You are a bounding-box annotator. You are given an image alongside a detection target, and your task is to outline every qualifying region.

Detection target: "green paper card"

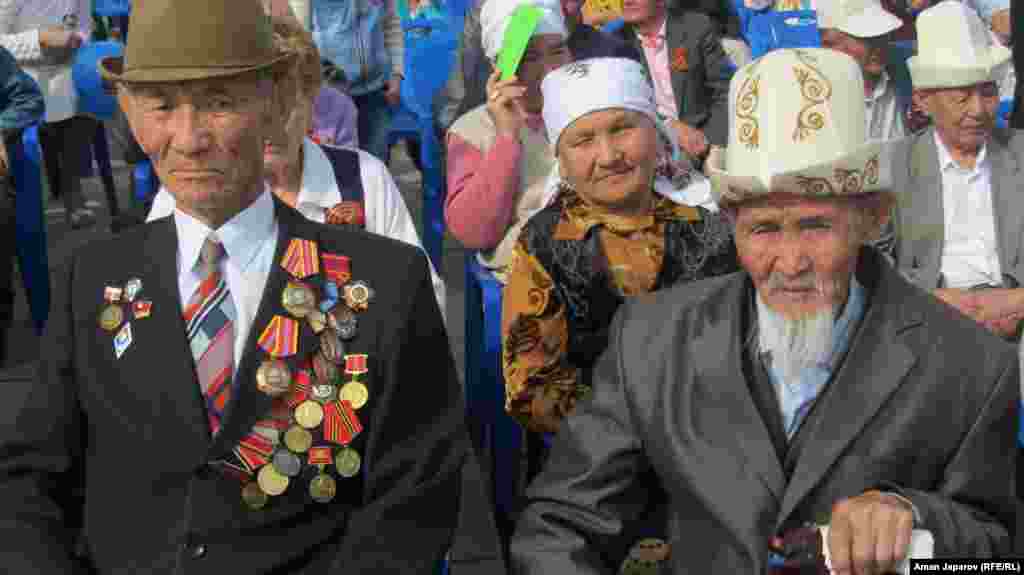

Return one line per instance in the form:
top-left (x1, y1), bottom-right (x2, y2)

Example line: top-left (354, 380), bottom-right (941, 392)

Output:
top-left (497, 5), bottom-right (543, 80)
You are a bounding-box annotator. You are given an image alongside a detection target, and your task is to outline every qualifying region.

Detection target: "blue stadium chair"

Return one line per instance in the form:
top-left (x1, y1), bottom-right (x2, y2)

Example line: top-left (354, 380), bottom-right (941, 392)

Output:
top-left (93, 0), bottom-right (130, 17)
top-left (734, 4), bottom-right (820, 59)
top-left (9, 125), bottom-right (49, 333)
top-left (133, 159), bottom-right (158, 210)
top-left (997, 100), bottom-right (1013, 130)
top-left (386, 17), bottom-right (457, 272)
top-left (464, 253), bottom-right (523, 532)
top-left (601, 18), bottom-right (625, 34)
top-left (74, 41), bottom-right (125, 226)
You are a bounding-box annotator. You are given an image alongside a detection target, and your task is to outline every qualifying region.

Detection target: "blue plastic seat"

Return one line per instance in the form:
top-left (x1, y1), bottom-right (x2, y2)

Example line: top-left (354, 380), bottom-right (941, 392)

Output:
top-left (9, 125), bottom-right (48, 333)
top-left (74, 41), bottom-right (125, 226)
top-left (601, 18), bottom-right (625, 34)
top-left (93, 0), bottom-right (130, 17)
top-left (463, 254), bottom-right (525, 536)
top-left (734, 4), bottom-right (820, 59)
top-left (386, 17), bottom-right (457, 272)
top-left (133, 159), bottom-right (158, 209)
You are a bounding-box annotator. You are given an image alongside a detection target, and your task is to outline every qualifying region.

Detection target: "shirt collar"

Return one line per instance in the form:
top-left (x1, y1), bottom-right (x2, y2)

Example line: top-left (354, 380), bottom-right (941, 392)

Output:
top-left (174, 185), bottom-right (276, 274)
top-left (934, 130), bottom-right (989, 174)
top-left (826, 275), bottom-right (866, 369)
top-left (296, 137), bottom-right (343, 211)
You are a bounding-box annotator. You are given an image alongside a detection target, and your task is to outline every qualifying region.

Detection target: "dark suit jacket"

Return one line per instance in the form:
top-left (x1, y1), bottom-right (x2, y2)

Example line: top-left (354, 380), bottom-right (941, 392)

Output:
top-left (615, 10), bottom-right (731, 145)
top-left (0, 198), bottom-right (494, 574)
top-left (1013, 0), bottom-right (1024, 129)
top-left (511, 248), bottom-right (1018, 573)
top-left (890, 127), bottom-right (1024, 289)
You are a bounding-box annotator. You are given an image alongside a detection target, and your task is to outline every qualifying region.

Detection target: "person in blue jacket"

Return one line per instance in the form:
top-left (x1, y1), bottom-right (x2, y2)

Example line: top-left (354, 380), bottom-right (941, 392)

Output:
top-left (0, 45), bottom-right (44, 367)
top-left (311, 0), bottom-right (405, 162)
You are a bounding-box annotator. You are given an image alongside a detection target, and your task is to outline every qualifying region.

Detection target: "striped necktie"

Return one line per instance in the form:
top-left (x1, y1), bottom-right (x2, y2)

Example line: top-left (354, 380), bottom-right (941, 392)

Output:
top-left (184, 235), bottom-right (237, 436)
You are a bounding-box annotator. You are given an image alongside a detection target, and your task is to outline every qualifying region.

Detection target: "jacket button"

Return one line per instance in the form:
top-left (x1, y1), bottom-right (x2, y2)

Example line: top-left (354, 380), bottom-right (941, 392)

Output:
top-left (191, 544), bottom-right (207, 559)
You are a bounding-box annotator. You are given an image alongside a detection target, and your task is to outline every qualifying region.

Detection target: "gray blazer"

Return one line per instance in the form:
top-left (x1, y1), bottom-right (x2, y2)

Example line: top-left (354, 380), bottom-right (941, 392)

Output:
top-left (511, 248), bottom-right (1018, 573)
top-left (891, 127), bottom-right (1024, 289)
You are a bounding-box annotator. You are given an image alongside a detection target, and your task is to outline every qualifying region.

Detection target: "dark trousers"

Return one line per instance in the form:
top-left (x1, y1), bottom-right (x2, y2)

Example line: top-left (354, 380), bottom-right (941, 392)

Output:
top-left (0, 134), bottom-right (17, 367)
top-left (38, 116), bottom-right (99, 223)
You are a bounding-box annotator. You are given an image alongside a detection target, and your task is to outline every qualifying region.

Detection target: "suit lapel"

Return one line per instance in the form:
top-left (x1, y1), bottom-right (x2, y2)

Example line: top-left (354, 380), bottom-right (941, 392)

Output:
top-left (906, 130), bottom-right (945, 286)
top-left (208, 199), bottom-right (322, 461)
top-left (137, 216), bottom-right (212, 462)
top-left (775, 254), bottom-right (921, 529)
top-left (687, 278), bottom-right (786, 503)
top-left (989, 132), bottom-right (1023, 279)
top-left (666, 14), bottom-right (688, 118)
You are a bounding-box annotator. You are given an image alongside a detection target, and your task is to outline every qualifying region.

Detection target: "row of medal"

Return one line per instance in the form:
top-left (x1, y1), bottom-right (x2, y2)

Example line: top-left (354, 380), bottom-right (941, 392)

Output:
top-left (234, 239), bottom-right (375, 509)
top-left (98, 278), bottom-right (152, 359)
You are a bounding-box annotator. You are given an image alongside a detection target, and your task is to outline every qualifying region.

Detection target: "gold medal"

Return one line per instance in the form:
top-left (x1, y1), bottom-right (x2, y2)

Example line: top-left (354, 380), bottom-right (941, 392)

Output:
top-left (282, 281), bottom-right (317, 318)
top-left (335, 446), bottom-right (361, 478)
top-left (309, 473), bottom-right (337, 503)
top-left (339, 381), bottom-right (369, 410)
top-left (294, 400), bottom-right (325, 429)
top-left (99, 305), bottom-right (124, 331)
top-left (283, 425), bottom-right (313, 453)
top-left (308, 310), bottom-right (327, 334)
top-left (257, 464), bottom-right (290, 496)
top-left (242, 481), bottom-right (269, 510)
top-left (256, 359), bottom-right (292, 398)
top-left (343, 281), bottom-right (374, 312)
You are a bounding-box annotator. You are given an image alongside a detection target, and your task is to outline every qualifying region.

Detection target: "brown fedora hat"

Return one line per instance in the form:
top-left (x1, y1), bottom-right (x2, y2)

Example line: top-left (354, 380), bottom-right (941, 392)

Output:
top-left (99, 0), bottom-right (290, 84)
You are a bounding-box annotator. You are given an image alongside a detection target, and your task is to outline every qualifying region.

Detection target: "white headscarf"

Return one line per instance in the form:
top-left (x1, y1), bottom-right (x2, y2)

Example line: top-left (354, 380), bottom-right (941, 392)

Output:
top-left (480, 0), bottom-right (568, 61)
top-left (539, 58), bottom-right (718, 211)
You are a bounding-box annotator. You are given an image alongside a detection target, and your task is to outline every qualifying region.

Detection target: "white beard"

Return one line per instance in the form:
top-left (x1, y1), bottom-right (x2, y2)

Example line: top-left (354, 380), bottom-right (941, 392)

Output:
top-left (755, 295), bottom-right (837, 386)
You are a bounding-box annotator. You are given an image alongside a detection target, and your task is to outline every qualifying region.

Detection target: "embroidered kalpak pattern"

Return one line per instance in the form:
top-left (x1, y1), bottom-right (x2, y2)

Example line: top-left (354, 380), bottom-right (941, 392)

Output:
top-left (791, 50), bottom-right (832, 142)
top-left (793, 154), bottom-right (880, 197)
top-left (735, 73), bottom-right (761, 149)
top-left (564, 61), bottom-right (590, 79)
top-left (280, 238), bottom-right (320, 279)
top-left (257, 315), bottom-right (299, 358)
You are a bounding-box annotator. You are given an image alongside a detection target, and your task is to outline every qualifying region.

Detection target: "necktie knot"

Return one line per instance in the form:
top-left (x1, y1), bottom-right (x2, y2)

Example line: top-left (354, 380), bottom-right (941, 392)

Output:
top-left (200, 236), bottom-right (226, 267)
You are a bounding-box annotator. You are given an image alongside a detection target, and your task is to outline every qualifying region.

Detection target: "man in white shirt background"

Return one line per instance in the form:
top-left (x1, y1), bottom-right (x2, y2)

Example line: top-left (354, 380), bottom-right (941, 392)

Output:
top-left (817, 0), bottom-right (910, 141)
top-left (890, 1), bottom-right (1024, 342)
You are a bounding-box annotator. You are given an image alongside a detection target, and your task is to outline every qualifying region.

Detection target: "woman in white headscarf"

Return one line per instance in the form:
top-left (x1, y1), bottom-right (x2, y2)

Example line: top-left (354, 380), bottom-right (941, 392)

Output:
top-left (444, 0), bottom-right (572, 282)
top-left (501, 56), bottom-right (738, 574)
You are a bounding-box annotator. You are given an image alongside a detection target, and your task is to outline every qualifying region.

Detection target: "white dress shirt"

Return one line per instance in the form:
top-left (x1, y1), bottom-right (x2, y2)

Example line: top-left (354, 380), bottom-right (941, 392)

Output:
top-left (0, 0), bottom-right (91, 122)
top-left (150, 138), bottom-right (447, 322)
top-left (936, 132), bottom-right (1002, 289)
top-left (173, 187), bottom-right (279, 372)
top-left (865, 71), bottom-right (906, 142)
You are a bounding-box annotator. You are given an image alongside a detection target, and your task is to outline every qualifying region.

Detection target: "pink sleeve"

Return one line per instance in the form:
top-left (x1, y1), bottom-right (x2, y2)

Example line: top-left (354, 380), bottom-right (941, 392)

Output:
top-left (445, 131), bottom-right (523, 250)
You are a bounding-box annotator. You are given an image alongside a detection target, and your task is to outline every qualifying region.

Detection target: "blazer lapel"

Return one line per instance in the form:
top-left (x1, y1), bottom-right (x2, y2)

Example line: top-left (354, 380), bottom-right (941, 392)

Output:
top-left (666, 15), bottom-right (688, 118)
top-left (137, 216), bottom-right (212, 463)
top-left (989, 132), bottom-right (1023, 279)
top-left (687, 278), bottom-right (786, 504)
top-left (775, 255), bottom-right (921, 529)
top-left (208, 200), bottom-right (322, 461)
top-left (904, 130), bottom-right (945, 286)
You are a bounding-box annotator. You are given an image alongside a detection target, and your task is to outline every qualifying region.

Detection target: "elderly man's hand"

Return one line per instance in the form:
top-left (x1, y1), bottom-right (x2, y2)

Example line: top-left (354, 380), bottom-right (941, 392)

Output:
top-left (933, 288), bottom-right (983, 321)
top-left (671, 120), bottom-right (709, 159)
top-left (827, 490), bottom-right (915, 575)
top-left (39, 26), bottom-right (83, 52)
top-left (384, 75), bottom-right (402, 106)
top-left (971, 288), bottom-right (1024, 339)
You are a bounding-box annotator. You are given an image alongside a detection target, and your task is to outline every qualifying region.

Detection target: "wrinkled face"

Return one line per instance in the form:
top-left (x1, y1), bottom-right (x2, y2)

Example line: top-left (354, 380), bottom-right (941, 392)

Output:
top-left (820, 28), bottom-right (888, 79)
top-left (119, 73), bottom-right (284, 225)
top-left (518, 34), bottom-right (571, 113)
top-left (557, 108), bottom-right (659, 213)
top-left (263, 67), bottom-right (313, 175)
top-left (622, 0), bottom-right (660, 26)
top-left (920, 82), bottom-right (998, 155)
top-left (732, 194), bottom-right (883, 319)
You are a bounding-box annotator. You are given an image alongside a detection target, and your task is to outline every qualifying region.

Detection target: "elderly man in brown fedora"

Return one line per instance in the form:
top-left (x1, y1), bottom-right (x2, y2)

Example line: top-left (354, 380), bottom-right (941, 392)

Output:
top-left (0, 0), bottom-right (492, 573)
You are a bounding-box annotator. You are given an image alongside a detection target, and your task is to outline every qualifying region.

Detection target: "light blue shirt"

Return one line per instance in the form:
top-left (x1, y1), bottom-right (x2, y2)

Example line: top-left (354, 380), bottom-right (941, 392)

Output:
top-left (762, 276), bottom-right (867, 438)
top-left (965, 0), bottom-right (1009, 23)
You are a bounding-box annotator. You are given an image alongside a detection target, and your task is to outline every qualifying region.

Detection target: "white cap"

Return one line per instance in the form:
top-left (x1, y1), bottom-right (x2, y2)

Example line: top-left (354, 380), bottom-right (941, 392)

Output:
top-left (480, 0), bottom-right (567, 61)
top-left (908, 0), bottom-right (1012, 89)
top-left (816, 0), bottom-right (902, 38)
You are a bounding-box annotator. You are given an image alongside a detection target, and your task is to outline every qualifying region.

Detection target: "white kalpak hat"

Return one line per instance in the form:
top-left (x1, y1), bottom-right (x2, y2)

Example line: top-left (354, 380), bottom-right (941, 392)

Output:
top-left (480, 0), bottom-right (567, 61)
top-left (908, 0), bottom-right (1011, 89)
top-left (816, 0), bottom-right (902, 39)
top-left (706, 48), bottom-right (892, 208)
